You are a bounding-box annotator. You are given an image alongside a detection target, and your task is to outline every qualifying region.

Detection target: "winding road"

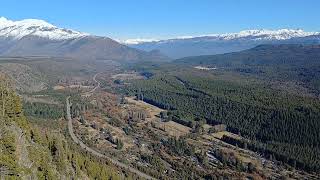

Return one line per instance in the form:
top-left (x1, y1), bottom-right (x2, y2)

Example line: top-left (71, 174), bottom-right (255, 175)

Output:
top-left (82, 73), bottom-right (101, 97)
top-left (66, 73), bottom-right (156, 180)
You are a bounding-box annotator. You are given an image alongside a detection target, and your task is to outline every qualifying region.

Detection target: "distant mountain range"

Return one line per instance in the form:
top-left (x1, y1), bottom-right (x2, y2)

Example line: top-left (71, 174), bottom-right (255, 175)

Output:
top-left (0, 17), bottom-right (167, 61)
top-left (2, 17), bottom-right (320, 61)
top-left (124, 29), bottom-right (320, 58)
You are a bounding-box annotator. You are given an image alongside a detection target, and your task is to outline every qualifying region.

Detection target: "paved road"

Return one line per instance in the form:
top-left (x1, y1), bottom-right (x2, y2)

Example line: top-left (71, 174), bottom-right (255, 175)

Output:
top-left (66, 74), bottom-right (156, 180)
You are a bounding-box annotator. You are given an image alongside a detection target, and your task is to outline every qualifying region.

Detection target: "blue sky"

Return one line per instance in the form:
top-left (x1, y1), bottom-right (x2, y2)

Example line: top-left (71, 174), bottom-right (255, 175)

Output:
top-left (1, 0), bottom-right (319, 40)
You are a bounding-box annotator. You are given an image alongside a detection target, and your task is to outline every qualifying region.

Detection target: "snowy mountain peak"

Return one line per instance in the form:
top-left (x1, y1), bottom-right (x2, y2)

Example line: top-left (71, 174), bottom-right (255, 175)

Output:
top-left (0, 17), bottom-right (88, 40)
top-left (123, 29), bottom-right (320, 44)
top-left (222, 29), bottom-right (318, 40)
top-left (0, 17), bottom-right (55, 28)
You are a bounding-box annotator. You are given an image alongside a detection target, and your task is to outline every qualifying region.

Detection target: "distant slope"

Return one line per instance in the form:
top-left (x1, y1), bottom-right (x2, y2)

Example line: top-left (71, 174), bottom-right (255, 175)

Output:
top-left (176, 44), bottom-right (320, 93)
top-left (0, 62), bottom-right (47, 92)
top-left (0, 56), bottom-right (118, 93)
top-left (176, 44), bottom-right (320, 66)
top-left (126, 29), bottom-right (320, 58)
top-left (0, 36), bottom-right (168, 62)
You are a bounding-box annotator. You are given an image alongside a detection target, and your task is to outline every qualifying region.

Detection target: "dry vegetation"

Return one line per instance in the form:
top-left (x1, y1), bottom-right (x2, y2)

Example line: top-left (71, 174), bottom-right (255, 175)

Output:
top-left (75, 87), bottom-right (312, 178)
top-left (0, 62), bottom-right (47, 92)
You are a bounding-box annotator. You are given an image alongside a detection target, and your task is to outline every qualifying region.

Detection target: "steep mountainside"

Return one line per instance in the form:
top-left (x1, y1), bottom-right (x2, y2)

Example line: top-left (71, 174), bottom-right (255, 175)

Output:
top-left (126, 29), bottom-right (320, 58)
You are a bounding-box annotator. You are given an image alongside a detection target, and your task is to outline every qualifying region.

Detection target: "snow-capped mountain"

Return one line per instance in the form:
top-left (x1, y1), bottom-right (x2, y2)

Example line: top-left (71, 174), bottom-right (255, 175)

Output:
top-left (0, 17), bottom-right (88, 40)
top-left (125, 29), bottom-right (320, 58)
top-left (124, 29), bottom-right (320, 44)
top-left (0, 17), bottom-right (167, 61)
top-left (1, 17), bottom-right (319, 60)
top-left (216, 29), bottom-right (319, 40)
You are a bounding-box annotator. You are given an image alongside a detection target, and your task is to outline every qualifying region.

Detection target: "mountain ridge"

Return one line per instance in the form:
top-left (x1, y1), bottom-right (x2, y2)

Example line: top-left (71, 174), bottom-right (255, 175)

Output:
top-left (123, 29), bottom-right (320, 44)
top-left (0, 17), bottom-right (168, 62)
top-left (125, 29), bottom-right (320, 58)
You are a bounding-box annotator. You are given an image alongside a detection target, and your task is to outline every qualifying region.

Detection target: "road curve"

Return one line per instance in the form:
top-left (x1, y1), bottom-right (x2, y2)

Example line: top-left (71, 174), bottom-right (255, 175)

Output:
top-left (89, 73), bottom-right (101, 93)
top-left (66, 74), bottom-right (156, 180)
top-left (82, 73), bottom-right (101, 97)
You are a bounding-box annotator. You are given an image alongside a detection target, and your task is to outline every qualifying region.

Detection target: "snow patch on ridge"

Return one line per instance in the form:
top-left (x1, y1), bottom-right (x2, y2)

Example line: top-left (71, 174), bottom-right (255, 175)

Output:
top-left (0, 17), bottom-right (88, 40)
top-left (121, 38), bottom-right (160, 45)
top-left (123, 29), bottom-right (320, 44)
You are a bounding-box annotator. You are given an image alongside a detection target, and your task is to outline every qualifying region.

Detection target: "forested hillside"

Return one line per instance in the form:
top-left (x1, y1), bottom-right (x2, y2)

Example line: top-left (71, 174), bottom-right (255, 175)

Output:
top-left (125, 64), bottom-right (320, 172)
top-left (177, 44), bottom-right (320, 66)
top-left (176, 44), bottom-right (320, 93)
top-left (0, 75), bottom-right (122, 179)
